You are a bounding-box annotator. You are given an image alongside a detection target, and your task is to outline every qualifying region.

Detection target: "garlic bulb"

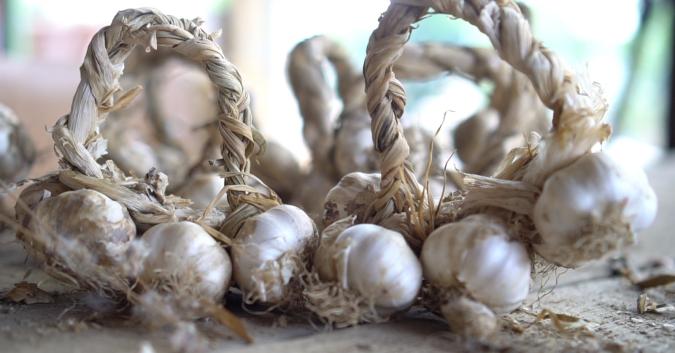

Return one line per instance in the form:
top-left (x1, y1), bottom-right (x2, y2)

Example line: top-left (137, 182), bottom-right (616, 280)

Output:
top-left (25, 189), bottom-right (136, 290)
top-left (314, 223), bottom-right (422, 314)
top-left (532, 152), bottom-right (657, 268)
top-left (175, 173), bottom-right (228, 209)
top-left (334, 112), bottom-right (379, 176)
top-left (453, 109), bottom-right (498, 167)
top-left (421, 215), bottom-right (531, 314)
top-left (231, 204), bottom-right (316, 304)
top-left (251, 141), bottom-right (302, 201)
top-left (134, 221), bottom-right (231, 302)
top-left (0, 104), bottom-right (35, 183)
top-left (322, 172), bottom-right (380, 227)
top-left (441, 296), bottom-right (497, 339)
top-left (107, 130), bottom-right (160, 178)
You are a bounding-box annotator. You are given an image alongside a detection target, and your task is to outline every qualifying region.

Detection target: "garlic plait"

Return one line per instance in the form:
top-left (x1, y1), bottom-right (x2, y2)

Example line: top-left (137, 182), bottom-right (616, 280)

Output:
top-left (421, 214), bottom-right (531, 337)
top-left (532, 152), bottom-right (657, 268)
top-left (230, 204), bottom-right (317, 305)
top-left (132, 221), bottom-right (231, 303)
top-left (23, 189), bottom-right (136, 291)
top-left (311, 222), bottom-right (422, 326)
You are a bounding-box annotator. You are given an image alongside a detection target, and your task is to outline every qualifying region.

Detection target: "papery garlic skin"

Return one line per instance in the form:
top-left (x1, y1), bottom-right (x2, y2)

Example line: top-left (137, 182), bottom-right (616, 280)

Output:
top-left (322, 172), bottom-right (380, 227)
top-left (176, 173), bottom-right (228, 209)
top-left (231, 204), bottom-right (316, 304)
top-left (25, 189), bottom-right (136, 289)
top-left (533, 152), bottom-right (657, 268)
top-left (135, 222), bottom-right (231, 302)
top-left (315, 224), bottom-right (422, 312)
top-left (421, 215), bottom-right (531, 313)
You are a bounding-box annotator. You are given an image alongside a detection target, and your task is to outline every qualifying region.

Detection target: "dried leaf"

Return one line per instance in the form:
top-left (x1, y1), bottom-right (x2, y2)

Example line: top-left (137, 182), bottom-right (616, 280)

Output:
top-left (207, 303), bottom-right (253, 343)
top-left (635, 274), bottom-right (675, 289)
top-left (2, 282), bottom-right (54, 304)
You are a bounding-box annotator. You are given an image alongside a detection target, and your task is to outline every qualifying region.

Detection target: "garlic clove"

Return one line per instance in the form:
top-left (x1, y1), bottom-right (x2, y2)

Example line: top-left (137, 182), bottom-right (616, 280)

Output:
top-left (441, 296), bottom-right (497, 339)
top-left (25, 189), bottom-right (136, 290)
top-left (134, 221), bottom-right (231, 302)
top-left (533, 152), bottom-right (658, 268)
top-left (322, 172), bottom-right (381, 227)
top-left (231, 204), bottom-right (316, 304)
top-left (315, 223), bottom-right (422, 312)
top-left (421, 215), bottom-right (531, 314)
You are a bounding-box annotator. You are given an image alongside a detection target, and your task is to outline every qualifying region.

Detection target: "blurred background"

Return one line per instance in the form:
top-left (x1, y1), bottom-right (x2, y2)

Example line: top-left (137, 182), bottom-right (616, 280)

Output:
top-left (0, 0), bottom-right (673, 177)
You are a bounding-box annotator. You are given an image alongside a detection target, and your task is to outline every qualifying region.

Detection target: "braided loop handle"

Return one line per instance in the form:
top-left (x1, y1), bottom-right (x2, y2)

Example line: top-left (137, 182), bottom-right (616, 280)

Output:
top-left (364, 0), bottom-right (610, 218)
top-left (54, 8), bottom-right (256, 187)
top-left (288, 36), bottom-right (365, 176)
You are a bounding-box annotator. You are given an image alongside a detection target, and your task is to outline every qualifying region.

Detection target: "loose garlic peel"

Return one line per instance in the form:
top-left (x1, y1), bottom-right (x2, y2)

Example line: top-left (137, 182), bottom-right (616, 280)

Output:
top-left (134, 222), bottom-right (231, 303)
top-left (421, 215), bottom-right (531, 314)
top-left (312, 223), bottom-right (422, 323)
top-left (532, 152), bottom-right (657, 268)
top-left (231, 204), bottom-right (316, 305)
top-left (25, 189), bottom-right (136, 291)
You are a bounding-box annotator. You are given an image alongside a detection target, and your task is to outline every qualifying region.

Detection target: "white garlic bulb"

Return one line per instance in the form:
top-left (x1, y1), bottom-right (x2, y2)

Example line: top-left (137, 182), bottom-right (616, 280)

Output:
top-left (107, 130), bottom-right (160, 178)
top-left (25, 189), bottom-right (136, 290)
top-left (134, 222), bottom-right (231, 302)
top-left (176, 173), bottom-right (228, 209)
top-left (421, 215), bottom-right (531, 314)
top-left (314, 224), bottom-right (422, 313)
top-left (322, 172), bottom-right (380, 227)
top-left (251, 140), bottom-right (302, 201)
top-left (0, 104), bottom-right (35, 183)
top-left (334, 112), bottom-right (378, 176)
top-left (291, 172), bottom-right (335, 219)
top-left (533, 152), bottom-right (657, 268)
top-left (441, 296), bottom-right (497, 339)
top-left (231, 204), bottom-right (316, 304)
top-left (453, 109), bottom-right (499, 166)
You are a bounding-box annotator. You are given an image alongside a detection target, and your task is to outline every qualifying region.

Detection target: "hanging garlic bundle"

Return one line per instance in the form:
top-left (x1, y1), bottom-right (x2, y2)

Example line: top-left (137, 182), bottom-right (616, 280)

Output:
top-left (345, 0), bottom-right (658, 335)
top-left (394, 39), bottom-right (550, 176)
top-left (421, 215), bottom-right (530, 337)
top-left (12, 9), bottom-right (264, 342)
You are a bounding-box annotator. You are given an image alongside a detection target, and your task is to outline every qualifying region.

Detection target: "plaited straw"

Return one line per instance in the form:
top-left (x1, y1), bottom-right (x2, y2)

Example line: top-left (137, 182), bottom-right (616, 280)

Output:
top-left (395, 42), bottom-right (549, 175)
top-left (49, 8), bottom-right (264, 228)
top-left (288, 35), bottom-right (366, 177)
top-left (364, 0), bottom-right (610, 225)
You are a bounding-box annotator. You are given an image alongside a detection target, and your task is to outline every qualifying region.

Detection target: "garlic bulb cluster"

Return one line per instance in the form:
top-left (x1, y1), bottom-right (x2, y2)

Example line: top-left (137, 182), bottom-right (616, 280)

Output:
top-left (231, 204), bottom-right (316, 304)
top-left (0, 104), bottom-right (35, 183)
top-left (134, 222), bottom-right (231, 302)
top-left (24, 189), bottom-right (136, 290)
top-left (176, 173), bottom-right (228, 209)
top-left (421, 215), bottom-right (531, 314)
top-left (314, 223), bottom-right (422, 316)
top-left (322, 172), bottom-right (380, 227)
top-left (533, 152), bottom-right (657, 268)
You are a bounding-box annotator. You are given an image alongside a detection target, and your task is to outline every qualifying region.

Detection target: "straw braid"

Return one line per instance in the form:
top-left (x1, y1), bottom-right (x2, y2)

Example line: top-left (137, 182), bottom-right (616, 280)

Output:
top-left (55, 8), bottom-right (256, 187)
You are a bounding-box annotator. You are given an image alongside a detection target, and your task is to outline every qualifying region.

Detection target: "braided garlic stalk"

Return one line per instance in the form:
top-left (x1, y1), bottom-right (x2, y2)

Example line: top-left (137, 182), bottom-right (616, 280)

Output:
top-left (311, 0), bottom-right (656, 334)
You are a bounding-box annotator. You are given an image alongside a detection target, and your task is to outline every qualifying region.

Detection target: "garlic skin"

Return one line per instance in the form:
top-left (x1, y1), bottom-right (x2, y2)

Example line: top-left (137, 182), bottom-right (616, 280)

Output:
top-left (421, 215), bottom-right (531, 314)
top-left (322, 172), bottom-right (380, 227)
top-left (176, 173), bottom-right (228, 209)
top-left (314, 224), bottom-right (422, 312)
top-left (533, 152), bottom-right (657, 268)
top-left (25, 189), bottom-right (136, 289)
top-left (134, 222), bottom-right (231, 302)
top-left (231, 204), bottom-right (316, 304)
top-left (441, 296), bottom-right (497, 339)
